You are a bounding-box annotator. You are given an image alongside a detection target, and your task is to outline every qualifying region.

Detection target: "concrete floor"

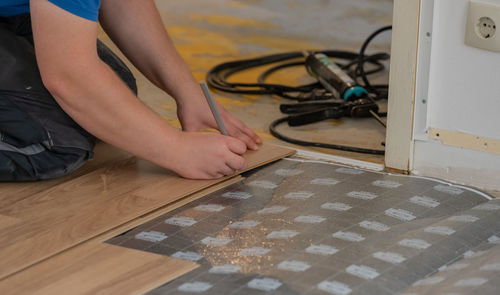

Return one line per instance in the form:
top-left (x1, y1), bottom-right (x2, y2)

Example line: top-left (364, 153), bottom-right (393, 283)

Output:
top-left (98, 0), bottom-right (393, 163)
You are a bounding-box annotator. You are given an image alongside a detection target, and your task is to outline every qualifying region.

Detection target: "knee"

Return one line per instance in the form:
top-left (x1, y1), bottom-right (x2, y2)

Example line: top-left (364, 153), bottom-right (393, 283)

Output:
top-left (0, 148), bottom-right (90, 182)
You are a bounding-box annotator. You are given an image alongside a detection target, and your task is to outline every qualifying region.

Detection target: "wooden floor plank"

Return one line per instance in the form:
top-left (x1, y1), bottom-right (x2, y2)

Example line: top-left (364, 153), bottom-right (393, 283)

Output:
top-left (0, 243), bottom-right (198, 295)
top-left (96, 176), bottom-right (244, 243)
top-left (134, 143), bottom-right (295, 199)
top-left (0, 143), bottom-right (294, 279)
top-left (0, 143), bottom-right (131, 209)
top-left (0, 214), bottom-right (20, 230)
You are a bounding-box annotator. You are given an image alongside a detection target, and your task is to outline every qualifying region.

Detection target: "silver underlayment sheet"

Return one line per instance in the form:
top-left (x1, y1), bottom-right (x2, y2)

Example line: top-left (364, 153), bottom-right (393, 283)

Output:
top-left (107, 157), bottom-right (500, 295)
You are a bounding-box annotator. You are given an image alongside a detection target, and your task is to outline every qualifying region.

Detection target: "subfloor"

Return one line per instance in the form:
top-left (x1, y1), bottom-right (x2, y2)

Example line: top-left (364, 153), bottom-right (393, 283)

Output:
top-left (98, 0), bottom-right (393, 164)
top-left (109, 157), bottom-right (500, 295)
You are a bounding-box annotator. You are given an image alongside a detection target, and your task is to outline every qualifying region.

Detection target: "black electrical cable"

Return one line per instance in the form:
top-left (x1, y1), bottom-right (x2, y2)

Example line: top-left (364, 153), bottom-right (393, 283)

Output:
top-left (206, 50), bottom-right (387, 99)
top-left (206, 26), bottom-right (392, 155)
top-left (269, 117), bottom-right (385, 155)
top-left (356, 25), bottom-right (393, 95)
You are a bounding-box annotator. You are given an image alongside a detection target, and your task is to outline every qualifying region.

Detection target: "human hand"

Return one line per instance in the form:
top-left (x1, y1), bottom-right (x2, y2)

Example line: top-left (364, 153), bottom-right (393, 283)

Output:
top-left (177, 94), bottom-right (262, 150)
top-left (167, 131), bottom-right (247, 179)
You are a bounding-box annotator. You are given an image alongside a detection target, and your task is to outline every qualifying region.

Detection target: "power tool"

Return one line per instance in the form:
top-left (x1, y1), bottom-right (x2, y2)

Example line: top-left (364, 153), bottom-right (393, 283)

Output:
top-left (298, 51), bottom-right (386, 127)
top-left (304, 51), bottom-right (369, 101)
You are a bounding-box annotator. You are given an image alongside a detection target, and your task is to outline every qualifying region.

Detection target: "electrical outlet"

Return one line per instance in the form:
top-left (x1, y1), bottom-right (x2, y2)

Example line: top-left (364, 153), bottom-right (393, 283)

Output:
top-left (465, 1), bottom-right (500, 52)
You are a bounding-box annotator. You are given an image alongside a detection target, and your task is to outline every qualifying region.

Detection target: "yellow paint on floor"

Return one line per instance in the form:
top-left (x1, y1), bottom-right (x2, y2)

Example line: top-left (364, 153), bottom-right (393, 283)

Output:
top-left (161, 104), bottom-right (176, 112)
top-left (254, 130), bottom-right (275, 140)
top-left (163, 19), bottom-right (321, 114)
top-left (190, 14), bottom-right (278, 29)
top-left (228, 0), bottom-right (264, 8)
top-left (166, 22), bottom-right (320, 82)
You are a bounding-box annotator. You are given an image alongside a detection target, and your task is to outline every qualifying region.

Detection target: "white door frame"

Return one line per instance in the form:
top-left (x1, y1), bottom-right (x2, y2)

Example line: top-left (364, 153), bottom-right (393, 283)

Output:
top-left (384, 0), bottom-right (422, 172)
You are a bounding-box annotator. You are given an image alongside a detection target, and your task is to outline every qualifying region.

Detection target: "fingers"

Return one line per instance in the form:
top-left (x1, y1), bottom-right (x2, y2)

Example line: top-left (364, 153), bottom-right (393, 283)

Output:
top-left (219, 165), bottom-right (235, 177)
top-left (212, 172), bottom-right (225, 179)
top-left (228, 117), bottom-right (262, 149)
top-left (232, 129), bottom-right (258, 151)
top-left (225, 151), bottom-right (246, 171)
top-left (210, 157), bottom-right (243, 179)
top-left (238, 120), bottom-right (262, 145)
top-left (226, 137), bottom-right (247, 155)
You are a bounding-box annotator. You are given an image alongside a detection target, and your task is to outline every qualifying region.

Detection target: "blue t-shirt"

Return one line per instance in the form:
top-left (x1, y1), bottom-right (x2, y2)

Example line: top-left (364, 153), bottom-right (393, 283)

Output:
top-left (0, 0), bottom-right (100, 22)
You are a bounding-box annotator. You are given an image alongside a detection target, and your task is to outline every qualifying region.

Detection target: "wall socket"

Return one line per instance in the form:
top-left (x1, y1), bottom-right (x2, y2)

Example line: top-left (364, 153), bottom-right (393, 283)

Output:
top-left (465, 1), bottom-right (500, 52)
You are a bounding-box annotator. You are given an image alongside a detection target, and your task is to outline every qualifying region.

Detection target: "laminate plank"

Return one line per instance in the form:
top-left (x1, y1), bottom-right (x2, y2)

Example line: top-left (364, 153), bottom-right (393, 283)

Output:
top-left (0, 243), bottom-right (198, 295)
top-left (0, 142), bottom-right (131, 208)
top-left (135, 143), bottom-right (295, 200)
top-left (0, 214), bottom-right (20, 230)
top-left (0, 143), bottom-right (294, 279)
top-left (96, 176), bottom-right (244, 243)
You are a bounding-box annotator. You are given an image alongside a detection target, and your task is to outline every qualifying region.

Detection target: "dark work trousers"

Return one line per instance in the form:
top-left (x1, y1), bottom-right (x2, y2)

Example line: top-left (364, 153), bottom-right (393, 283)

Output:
top-left (0, 14), bottom-right (137, 181)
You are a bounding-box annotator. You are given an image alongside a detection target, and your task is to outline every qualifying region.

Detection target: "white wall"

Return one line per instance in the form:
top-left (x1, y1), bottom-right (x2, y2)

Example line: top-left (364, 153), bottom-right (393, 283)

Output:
top-left (427, 0), bottom-right (500, 139)
top-left (412, 0), bottom-right (500, 191)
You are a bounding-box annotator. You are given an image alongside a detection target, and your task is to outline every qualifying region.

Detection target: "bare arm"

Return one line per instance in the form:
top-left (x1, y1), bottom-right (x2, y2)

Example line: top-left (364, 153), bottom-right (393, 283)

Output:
top-left (31, 0), bottom-right (246, 179)
top-left (98, 0), bottom-right (261, 149)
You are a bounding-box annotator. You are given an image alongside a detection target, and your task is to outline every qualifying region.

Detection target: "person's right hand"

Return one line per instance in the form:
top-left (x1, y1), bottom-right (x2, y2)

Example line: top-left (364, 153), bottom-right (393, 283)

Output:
top-left (166, 132), bottom-right (248, 179)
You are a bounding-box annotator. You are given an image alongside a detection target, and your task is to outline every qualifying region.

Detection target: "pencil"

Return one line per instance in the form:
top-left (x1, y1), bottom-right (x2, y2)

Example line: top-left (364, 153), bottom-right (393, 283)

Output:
top-left (200, 81), bottom-right (228, 136)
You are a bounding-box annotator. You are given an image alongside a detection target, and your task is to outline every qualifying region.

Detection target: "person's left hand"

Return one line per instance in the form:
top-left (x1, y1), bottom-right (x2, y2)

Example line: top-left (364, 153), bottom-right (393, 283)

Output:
top-left (177, 95), bottom-right (262, 150)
